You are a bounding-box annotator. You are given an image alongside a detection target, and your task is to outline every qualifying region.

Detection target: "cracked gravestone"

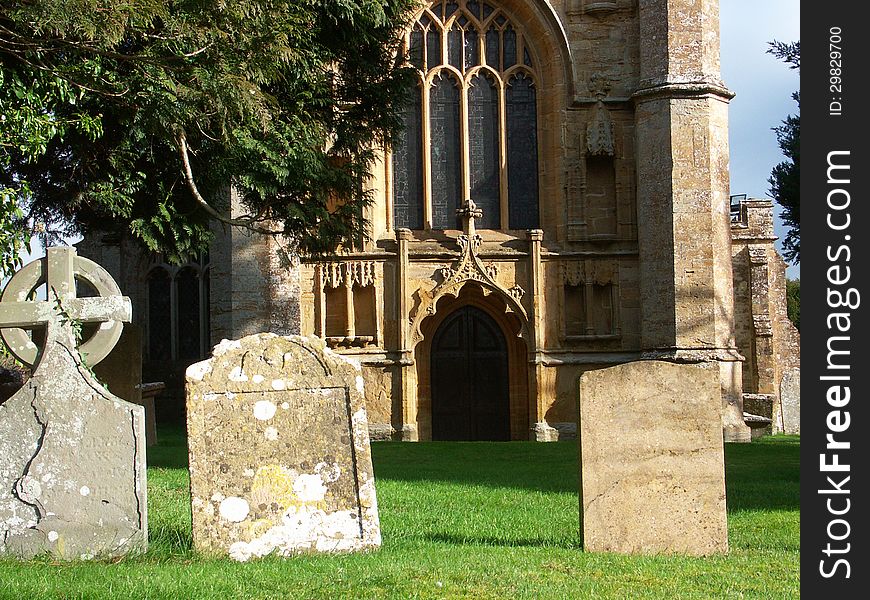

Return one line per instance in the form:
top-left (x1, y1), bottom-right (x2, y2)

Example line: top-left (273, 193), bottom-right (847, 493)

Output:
top-left (0, 247), bottom-right (147, 559)
top-left (186, 333), bottom-right (381, 561)
top-left (579, 360), bottom-right (728, 555)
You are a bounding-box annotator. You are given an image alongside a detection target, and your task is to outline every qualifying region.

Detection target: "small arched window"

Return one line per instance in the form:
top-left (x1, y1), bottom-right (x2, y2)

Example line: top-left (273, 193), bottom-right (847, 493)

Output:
top-left (392, 0), bottom-right (540, 231)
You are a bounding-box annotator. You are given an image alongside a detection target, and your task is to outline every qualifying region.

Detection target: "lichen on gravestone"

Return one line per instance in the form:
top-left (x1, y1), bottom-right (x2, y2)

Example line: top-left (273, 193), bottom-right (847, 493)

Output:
top-left (186, 333), bottom-right (380, 561)
top-left (0, 247), bottom-right (147, 559)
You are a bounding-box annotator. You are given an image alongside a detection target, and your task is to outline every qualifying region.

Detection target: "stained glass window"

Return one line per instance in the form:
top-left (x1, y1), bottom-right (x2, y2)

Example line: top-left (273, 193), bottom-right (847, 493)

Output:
top-left (430, 74), bottom-right (463, 229)
top-left (393, 1), bottom-right (539, 231)
top-left (176, 267), bottom-right (200, 360)
top-left (410, 27), bottom-right (424, 70)
top-left (506, 73), bottom-right (539, 229)
top-left (485, 26), bottom-right (499, 67)
top-left (393, 85), bottom-right (424, 229)
top-left (464, 27), bottom-right (479, 70)
top-left (146, 254), bottom-right (210, 363)
top-left (147, 268), bottom-right (171, 361)
top-left (468, 73), bottom-right (500, 229)
top-left (426, 27), bottom-right (441, 71)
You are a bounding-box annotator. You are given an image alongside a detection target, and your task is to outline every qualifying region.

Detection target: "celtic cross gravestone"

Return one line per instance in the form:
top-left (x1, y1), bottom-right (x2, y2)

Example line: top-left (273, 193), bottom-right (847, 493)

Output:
top-left (0, 247), bottom-right (147, 559)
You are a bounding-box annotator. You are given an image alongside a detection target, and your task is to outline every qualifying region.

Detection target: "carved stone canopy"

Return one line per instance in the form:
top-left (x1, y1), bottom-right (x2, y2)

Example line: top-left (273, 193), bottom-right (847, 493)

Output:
top-left (586, 101), bottom-right (615, 157)
top-left (409, 201), bottom-right (528, 347)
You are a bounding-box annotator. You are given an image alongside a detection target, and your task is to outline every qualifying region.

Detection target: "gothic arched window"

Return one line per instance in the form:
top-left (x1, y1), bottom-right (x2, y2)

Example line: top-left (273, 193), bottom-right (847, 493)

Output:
top-left (392, 0), bottom-right (540, 231)
top-left (146, 254), bottom-right (211, 362)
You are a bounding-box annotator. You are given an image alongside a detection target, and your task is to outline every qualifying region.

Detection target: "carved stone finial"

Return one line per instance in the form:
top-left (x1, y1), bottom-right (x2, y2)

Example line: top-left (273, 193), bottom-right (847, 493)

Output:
top-left (586, 99), bottom-right (615, 157)
top-left (456, 199), bottom-right (483, 237)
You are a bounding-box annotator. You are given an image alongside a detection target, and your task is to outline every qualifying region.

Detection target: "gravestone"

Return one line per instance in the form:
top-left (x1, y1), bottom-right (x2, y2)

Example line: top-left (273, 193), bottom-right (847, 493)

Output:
top-left (186, 333), bottom-right (380, 561)
top-left (0, 247), bottom-right (147, 559)
top-left (780, 368), bottom-right (800, 434)
top-left (579, 360), bottom-right (728, 556)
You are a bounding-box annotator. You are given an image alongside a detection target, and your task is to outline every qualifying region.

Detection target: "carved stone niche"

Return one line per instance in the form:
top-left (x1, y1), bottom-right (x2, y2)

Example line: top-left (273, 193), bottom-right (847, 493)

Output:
top-left (317, 261), bottom-right (379, 348)
top-left (561, 259), bottom-right (621, 341)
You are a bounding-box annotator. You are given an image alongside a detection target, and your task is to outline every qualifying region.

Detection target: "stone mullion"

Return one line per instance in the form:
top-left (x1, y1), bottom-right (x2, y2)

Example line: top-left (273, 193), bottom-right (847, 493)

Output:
top-left (396, 228), bottom-right (417, 440)
top-left (460, 78), bottom-right (471, 208)
top-left (527, 229), bottom-right (547, 438)
top-left (344, 265), bottom-right (355, 339)
top-left (421, 78), bottom-right (433, 230)
top-left (498, 76), bottom-right (509, 230)
top-left (315, 265), bottom-right (326, 338)
top-left (611, 277), bottom-right (622, 336)
top-left (583, 260), bottom-right (595, 335)
top-left (373, 265), bottom-right (383, 347)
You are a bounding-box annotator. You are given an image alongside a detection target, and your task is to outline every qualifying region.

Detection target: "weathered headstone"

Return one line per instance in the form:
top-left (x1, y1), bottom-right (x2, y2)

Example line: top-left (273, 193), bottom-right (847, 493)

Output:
top-left (186, 333), bottom-right (380, 561)
top-left (779, 368), bottom-right (800, 435)
top-left (579, 360), bottom-right (728, 555)
top-left (0, 247), bottom-right (147, 559)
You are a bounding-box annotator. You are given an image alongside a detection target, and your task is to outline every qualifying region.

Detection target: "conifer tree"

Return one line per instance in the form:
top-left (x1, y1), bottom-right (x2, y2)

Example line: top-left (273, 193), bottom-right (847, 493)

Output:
top-left (1, 0), bottom-right (418, 272)
top-left (767, 40), bottom-right (800, 264)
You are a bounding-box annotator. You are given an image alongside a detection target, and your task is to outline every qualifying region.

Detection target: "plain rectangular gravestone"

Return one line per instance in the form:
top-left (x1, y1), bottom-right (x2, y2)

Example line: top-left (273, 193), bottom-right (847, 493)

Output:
top-left (186, 334), bottom-right (380, 561)
top-left (579, 360), bottom-right (729, 556)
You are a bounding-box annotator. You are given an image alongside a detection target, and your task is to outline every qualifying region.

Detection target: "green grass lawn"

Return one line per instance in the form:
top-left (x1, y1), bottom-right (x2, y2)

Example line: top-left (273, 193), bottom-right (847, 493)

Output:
top-left (0, 429), bottom-right (799, 599)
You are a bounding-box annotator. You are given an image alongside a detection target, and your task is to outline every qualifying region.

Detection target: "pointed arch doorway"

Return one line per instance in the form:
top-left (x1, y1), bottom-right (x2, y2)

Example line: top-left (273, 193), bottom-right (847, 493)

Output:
top-left (431, 305), bottom-right (511, 441)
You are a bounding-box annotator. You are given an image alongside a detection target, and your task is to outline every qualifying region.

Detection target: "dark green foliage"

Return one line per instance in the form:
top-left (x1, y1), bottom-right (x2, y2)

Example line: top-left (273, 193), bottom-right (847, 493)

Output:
top-left (767, 40), bottom-right (800, 264)
top-left (1, 0), bottom-right (418, 270)
top-left (786, 277), bottom-right (800, 329)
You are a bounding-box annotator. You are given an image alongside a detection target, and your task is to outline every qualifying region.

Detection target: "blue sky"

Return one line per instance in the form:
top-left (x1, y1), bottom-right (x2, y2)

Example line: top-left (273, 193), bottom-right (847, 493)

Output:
top-left (721, 0), bottom-right (800, 277)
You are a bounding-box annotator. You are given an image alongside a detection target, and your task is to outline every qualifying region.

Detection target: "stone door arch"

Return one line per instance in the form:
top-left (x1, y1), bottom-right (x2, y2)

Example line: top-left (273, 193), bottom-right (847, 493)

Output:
top-left (415, 283), bottom-right (529, 440)
top-left (431, 305), bottom-right (510, 441)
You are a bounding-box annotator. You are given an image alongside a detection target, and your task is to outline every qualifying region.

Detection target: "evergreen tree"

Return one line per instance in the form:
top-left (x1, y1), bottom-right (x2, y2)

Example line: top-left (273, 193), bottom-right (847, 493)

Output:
top-left (767, 40), bottom-right (800, 264)
top-left (786, 278), bottom-right (800, 330)
top-left (1, 0), bottom-right (417, 273)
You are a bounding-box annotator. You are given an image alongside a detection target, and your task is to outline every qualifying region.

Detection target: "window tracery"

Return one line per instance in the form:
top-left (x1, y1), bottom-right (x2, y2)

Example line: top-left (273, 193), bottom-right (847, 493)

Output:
top-left (392, 0), bottom-right (540, 231)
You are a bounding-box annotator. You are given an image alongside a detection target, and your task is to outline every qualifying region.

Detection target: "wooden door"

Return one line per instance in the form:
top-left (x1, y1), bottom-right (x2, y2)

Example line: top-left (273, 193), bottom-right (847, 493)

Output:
top-left (431, 306), bottom-right (510, 441)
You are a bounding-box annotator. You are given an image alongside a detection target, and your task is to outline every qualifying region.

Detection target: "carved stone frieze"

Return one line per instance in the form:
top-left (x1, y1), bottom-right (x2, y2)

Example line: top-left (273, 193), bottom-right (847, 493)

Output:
top-left (319, 261), bottom-right (377, 289)
top-left (562, 260), bottom-right (619, 287)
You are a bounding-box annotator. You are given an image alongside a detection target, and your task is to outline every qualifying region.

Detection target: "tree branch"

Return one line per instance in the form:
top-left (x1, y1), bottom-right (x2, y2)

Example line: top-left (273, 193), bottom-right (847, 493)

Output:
top-left (175, 129), bottom-right (279, 234)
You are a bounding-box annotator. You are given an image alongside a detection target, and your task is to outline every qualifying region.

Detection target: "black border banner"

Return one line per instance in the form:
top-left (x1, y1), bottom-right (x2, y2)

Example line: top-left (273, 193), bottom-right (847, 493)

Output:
top-left (801, 1), bottom-right (869, 595)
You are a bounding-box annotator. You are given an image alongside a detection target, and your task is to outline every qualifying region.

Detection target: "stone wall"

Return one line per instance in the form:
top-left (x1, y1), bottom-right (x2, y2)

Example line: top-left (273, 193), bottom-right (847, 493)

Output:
top-left (730, 198), bottom-right (801, 433)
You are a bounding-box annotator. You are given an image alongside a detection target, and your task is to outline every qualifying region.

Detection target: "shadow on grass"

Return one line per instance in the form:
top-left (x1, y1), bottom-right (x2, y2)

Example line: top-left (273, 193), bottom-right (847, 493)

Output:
top-left (147, 424), bottom-right (190, 468)
top-left (145, 425), bottom-right (799, 513)
top-left (371, 441), bottom-right (579, 495)
top-left (424, 533), bottom-right (582, 550)
top-left (723, 436), bottom-right (800, 512)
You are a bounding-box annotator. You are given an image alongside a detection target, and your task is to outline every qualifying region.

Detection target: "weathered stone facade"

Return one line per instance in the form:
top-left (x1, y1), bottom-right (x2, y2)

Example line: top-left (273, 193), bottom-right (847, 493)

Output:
top-left (76, 0), bottom-right (799, 442)
top-left (730, 198), bottom-right (801, 434)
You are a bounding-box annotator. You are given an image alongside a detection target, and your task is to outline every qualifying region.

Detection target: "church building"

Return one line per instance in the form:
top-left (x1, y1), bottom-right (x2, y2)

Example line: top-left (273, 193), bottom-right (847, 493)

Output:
top-left (79, 0), bottom-right (800, 443)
